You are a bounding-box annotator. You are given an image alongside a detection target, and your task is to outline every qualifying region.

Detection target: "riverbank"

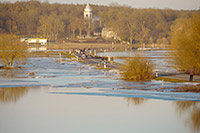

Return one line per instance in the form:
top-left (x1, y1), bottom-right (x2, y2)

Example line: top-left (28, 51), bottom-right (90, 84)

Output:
top-left (47, 42), bottom-right (133, 51)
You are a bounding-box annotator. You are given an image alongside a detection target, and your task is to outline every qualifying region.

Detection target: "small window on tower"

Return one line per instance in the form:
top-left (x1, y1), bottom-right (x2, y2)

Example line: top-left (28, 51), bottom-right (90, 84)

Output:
top-left (86, 14), bottom-right (88, 17)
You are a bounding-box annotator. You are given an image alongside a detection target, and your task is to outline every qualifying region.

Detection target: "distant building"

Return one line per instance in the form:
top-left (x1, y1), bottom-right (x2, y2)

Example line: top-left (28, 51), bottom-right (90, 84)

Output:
top-left (26, 38), bottom-right (47, 45)
top-left (83, 3), bottom-right (102, 37)
top-left (83, 3), bottom-right (119, 40)
top-left (20, 38), bottom-right (47, 51)
top-left (21, 37), bottom-right (47, 45)
top-left (101, 28), bottom-right (116, 39)
top-left (84, 3), bottom-right (92, 19)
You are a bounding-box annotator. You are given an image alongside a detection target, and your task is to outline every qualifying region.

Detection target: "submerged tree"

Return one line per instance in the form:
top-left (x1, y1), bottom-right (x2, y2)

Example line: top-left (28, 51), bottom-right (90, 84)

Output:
top-left (0, 34), bottom-right (27, 68)
top-left (170, 13), bottom-right (200, 73)
top-left (121, 54), bottom-right (154, 81)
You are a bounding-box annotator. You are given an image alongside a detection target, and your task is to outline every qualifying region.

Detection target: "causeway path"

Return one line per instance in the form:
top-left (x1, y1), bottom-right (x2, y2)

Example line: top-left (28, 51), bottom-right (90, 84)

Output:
top-left (73, 52), bottom-right (200, 82)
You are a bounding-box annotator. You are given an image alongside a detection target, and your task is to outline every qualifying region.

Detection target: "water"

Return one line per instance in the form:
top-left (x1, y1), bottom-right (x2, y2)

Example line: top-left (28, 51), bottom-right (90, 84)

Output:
top-left (0, 87), bottom-right (199, 133)
top-left (0, 55), bottom-right (199, 133)
top-left (97, 50), bottom-right (176, 72)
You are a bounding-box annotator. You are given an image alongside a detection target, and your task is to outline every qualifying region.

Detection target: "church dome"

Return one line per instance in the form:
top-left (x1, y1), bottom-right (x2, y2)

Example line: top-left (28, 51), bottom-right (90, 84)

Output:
top-left (84, 3), bottom-right (92, 12)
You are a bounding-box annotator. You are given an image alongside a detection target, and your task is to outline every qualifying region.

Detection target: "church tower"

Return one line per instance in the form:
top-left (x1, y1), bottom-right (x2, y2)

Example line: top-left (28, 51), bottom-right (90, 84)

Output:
top-left (84, 3), bottom-right (92, 19)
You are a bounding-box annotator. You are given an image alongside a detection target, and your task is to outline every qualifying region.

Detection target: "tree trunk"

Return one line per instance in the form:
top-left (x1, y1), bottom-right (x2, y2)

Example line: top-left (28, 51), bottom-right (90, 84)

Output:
top-left (55, 31), bottom-right (58, 41)
top-left (87, 30), bottom-right (90, 37)
top-left (72, 30), bottom-right (75, 39)
top-left (130, 35), bottom-right (133, 45)
top-left (79, 29), bottom-right (82, 37)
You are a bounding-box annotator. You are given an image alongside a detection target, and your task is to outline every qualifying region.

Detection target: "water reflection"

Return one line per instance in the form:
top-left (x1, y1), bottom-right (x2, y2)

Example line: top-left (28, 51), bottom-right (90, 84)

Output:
top-left (0, 87), bottom-right (29, 103)
top-left (0, 68), bottom-right (28, 78)
top-left (125, 97), bottom-right (147, 107)
top-left (175, 101), bottom-right (200, 132)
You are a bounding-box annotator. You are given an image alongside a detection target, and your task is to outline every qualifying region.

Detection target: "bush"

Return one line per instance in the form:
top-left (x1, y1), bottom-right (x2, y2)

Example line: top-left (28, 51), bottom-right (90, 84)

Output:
top-left (121, 54), bottom-right (154, 81)
top-left (0, 34), bottom-right (27, 68)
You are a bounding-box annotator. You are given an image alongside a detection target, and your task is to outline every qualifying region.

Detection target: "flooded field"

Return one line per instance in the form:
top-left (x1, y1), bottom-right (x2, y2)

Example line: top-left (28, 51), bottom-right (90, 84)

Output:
top-left (0, 51), bottom-right (200, 133)
top-left (98, 50), bottom-right (176, 72)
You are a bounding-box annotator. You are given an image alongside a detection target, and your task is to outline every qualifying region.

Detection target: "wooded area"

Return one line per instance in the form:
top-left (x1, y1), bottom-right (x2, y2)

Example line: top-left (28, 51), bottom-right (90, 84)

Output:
top-left (0, 0), bottom-right (199, 44)
top-left (171, 13), bottom-right (200, 73)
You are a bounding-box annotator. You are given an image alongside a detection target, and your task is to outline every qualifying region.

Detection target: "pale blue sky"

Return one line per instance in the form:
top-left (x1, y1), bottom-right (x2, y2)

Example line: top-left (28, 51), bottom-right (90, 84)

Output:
top-left (1, 0), bottom-right (200, 10)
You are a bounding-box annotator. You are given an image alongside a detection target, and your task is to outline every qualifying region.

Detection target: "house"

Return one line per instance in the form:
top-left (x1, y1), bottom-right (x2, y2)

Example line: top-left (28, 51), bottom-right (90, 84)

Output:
top-left (101, 28), bottom-right (119, 40)
top-left (20, 38), bottom-right (48, 51)
top-left (27, 38), bottom-right (47, 45)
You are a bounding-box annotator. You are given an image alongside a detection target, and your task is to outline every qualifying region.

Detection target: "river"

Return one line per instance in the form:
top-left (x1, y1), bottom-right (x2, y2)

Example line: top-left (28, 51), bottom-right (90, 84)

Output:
top-left (97, 50), bottom-right (176, 72)
top-left (0, 51), bottom-right (199, 133)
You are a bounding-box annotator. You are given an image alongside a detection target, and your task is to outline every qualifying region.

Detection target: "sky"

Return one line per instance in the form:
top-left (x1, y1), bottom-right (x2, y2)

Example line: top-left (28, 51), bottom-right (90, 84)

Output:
top-left (1, 0), bottom-right (200, 10)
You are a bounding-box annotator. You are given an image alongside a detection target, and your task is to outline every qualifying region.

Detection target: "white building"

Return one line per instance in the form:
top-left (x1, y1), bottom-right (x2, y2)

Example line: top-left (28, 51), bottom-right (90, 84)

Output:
top-left (101, 27), bottom-right (121, 41)
top-left (27, 38), bottom-right (47, 45)
top-left (84, 3), bottom-right (92, 19)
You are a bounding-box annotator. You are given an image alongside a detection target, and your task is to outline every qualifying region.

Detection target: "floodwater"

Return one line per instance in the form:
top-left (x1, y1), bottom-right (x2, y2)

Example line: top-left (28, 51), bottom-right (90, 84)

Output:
top-left (0, 87), bottom-right (200, 133)
top-left (0, 52), bottom-right (200, 133)
top-left (98, 50), bottom-right (176, 72)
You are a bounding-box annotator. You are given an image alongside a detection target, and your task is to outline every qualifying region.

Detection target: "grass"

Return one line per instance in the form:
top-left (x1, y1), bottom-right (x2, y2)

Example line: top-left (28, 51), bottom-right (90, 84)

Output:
top-left (96, 66), bottom-right (111, 71)
top-left (155, 77), bottom-right (190, 83)
top-left (158, 84), bottom-right (200, 93)
top-left (48, 42), bottom-right (133, 51)
top-left (173, 85), bottom-right (200, 92)
top-left (155, 77), bottom-right (200, 83)
top-left (63, 53), bottom-right (77, 59)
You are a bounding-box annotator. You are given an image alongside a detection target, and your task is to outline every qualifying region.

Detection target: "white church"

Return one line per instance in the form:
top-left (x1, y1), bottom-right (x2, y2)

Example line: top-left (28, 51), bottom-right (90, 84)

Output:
top-left (83, 3), bottom-right (117, 39)
top-left (84, 3), bottom-right (93, 19)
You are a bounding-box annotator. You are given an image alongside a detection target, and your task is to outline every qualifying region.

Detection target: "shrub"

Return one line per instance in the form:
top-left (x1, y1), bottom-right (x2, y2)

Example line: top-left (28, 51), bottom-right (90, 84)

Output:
top-left (121, 54), bottom-right (154, 81)
top-left (0, 34), bottom-right (27, 68)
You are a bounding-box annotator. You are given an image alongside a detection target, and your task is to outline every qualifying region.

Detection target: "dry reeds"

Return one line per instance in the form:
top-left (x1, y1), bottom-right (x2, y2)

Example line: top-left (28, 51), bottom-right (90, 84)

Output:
top-left (121, 54), bottom-right (154, 81)
top-left (174, 85), bottom-right (200, 92)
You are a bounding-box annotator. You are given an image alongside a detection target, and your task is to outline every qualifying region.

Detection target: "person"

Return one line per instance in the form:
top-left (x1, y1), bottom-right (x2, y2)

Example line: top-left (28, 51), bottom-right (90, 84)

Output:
top-left (189, 67), bottom-right (195, 81)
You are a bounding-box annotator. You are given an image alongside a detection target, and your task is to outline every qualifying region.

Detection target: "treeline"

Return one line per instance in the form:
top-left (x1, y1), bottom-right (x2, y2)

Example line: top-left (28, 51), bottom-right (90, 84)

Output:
top-left (0, 0), bottom-right (198, 44)
top-left (0, 1), bottom-right (85, 41)
top-left (98, 6), bottom-right (198, 45)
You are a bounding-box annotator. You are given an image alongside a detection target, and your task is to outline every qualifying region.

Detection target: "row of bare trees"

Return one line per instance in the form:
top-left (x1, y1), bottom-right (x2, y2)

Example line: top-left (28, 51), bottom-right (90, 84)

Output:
top-left (0, 1), bottom-right (85, 41)
top-left (98, 6), bottom-right (197, 45)
top-left (37, 13), bottom-right (65, 41)
top-left (0, 1), bottom-right (197, 43)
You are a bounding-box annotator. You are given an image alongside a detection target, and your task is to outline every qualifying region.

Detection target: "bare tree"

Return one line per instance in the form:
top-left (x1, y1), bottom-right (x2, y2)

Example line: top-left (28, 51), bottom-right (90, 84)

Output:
top-left (77, 18), bottom-right (85, 37)
top-left (37, 14), bottom-right (65, 41)
top-left (68, 18), bottom-right (78, 39)
top-left (170, 13), bottom-right (200, 73)
top-left (0, 34), bottom-right (27, 68)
